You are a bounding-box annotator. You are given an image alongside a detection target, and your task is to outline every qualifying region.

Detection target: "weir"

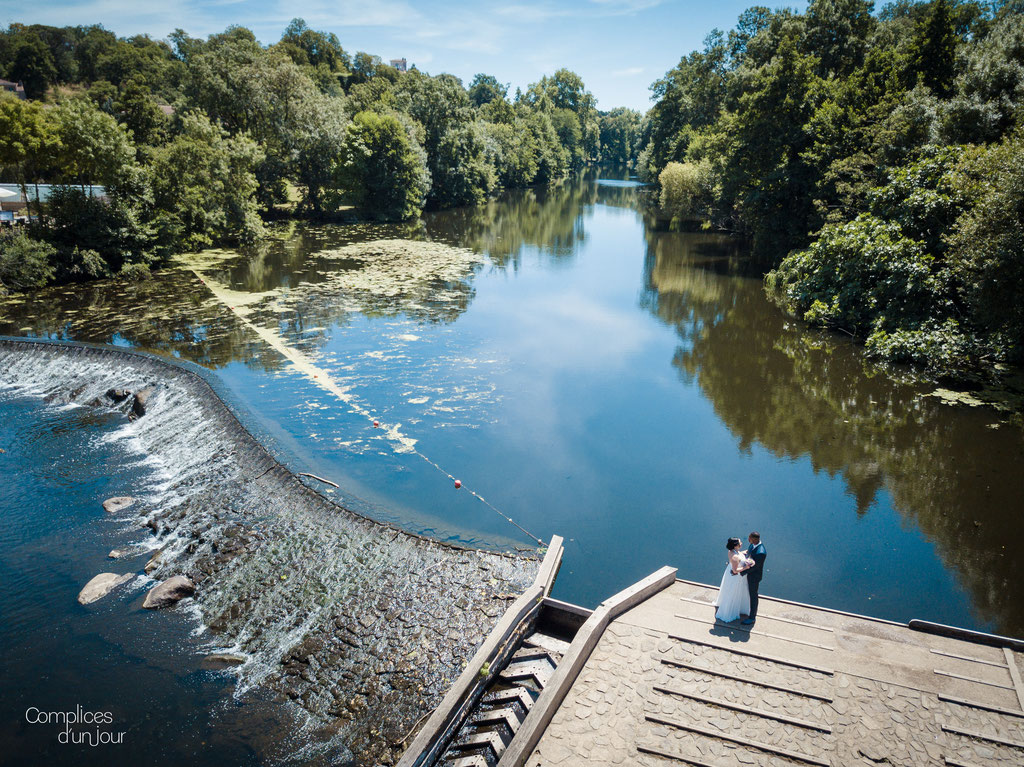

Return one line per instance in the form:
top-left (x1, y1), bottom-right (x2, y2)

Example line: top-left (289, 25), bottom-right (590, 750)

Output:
top-left (0, 338), bottom-right (549, 766)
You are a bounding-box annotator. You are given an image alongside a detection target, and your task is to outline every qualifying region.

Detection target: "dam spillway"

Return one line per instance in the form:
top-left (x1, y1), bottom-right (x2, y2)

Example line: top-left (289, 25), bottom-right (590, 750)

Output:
top-left (0, 338), bottom-right (541, 765)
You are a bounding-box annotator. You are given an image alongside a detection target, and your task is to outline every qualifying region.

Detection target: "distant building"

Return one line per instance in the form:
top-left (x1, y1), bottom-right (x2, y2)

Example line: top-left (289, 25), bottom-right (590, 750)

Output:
top-left (0, 184), bottom-right (107, 209)
top-left (389, 58), bottom-right (408, 73)
top-left (0, 79), bottom-right (26, 99)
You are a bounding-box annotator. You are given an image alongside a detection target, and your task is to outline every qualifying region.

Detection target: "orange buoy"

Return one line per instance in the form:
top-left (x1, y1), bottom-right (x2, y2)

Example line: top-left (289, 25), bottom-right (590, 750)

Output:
top-left (454, 479), bottom-right (462, 489)
top-left (373, 420), bottom-right (380, 428)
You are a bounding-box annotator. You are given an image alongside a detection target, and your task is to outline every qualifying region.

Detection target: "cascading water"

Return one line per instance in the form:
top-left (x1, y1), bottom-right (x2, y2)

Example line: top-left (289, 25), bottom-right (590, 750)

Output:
top-left (0, 339), bottom-right (540, 765)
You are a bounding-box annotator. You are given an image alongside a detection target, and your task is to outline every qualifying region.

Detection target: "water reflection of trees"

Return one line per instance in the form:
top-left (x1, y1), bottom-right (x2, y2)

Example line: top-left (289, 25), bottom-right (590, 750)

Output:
top-left (420, 178), bottom-right (595, 269)
top-left (0, 269), bottom-right (280, 371)
top-left (243, 239), bottom-right (483, 353)
top-left (0, 170), bottom-right (641, 365)
top-left (642, 229), bottom-right (1024, 635)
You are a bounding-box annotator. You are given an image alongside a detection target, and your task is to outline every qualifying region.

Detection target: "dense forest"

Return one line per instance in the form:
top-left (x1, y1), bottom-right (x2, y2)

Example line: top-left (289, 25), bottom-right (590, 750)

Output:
top-left (0, 19), bottom-right (641, 291)
top-left (641, 0), bottom-right (1024, 378)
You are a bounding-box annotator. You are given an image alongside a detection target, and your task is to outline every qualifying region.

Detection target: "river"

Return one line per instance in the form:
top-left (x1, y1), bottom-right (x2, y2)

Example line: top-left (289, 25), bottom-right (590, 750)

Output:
top-left (1, 167), bottom-right (1022, 759)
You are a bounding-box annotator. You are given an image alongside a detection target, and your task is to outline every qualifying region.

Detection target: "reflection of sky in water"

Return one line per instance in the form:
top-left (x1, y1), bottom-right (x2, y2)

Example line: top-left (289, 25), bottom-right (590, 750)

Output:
top-left (2, 171), bottom-right (1022, 636)
top-left (595, 178), bottom-right (647, 187)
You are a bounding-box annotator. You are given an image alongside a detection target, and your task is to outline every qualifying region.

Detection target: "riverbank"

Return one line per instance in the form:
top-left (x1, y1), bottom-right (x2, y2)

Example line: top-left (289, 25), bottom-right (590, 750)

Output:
top-left (0, 338), bottom-right (541, 765)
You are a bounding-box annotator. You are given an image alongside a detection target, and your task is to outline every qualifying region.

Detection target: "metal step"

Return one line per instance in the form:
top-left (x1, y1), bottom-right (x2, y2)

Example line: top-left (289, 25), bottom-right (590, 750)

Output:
top-left (482, 685), bottom-right (536, 711)
top-left (510, 645), bottom-right (556, 663)
top-left (500, 658), bottom-right (556, 688)
top-left (448, 731), bottom-right (507, 760)
top-left (449, 756), bottom-right (488, 767)
top-left (470, 706), bottom-right (521, 735)
top-left (523, 631), bottom-right (571, 656)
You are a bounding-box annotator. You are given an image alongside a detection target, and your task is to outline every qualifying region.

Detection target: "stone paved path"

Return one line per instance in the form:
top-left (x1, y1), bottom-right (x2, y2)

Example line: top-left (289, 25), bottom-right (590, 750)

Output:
top-left (528, 580), bottom-right (1024, 766)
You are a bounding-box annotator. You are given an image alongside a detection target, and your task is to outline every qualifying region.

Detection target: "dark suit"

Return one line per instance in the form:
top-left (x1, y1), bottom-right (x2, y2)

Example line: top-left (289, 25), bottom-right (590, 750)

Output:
top-left (742, 541), bottom-right (767, 619)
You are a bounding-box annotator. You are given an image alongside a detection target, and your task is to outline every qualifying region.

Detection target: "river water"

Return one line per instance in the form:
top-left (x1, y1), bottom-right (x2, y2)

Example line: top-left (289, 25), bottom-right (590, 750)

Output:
top-left (2, 168), bottom-right (1022, 648)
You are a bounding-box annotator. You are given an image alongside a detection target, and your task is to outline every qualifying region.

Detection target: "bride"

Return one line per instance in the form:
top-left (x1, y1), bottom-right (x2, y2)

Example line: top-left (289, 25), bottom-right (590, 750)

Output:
top-left (714, 537), bottom-right (754, 622)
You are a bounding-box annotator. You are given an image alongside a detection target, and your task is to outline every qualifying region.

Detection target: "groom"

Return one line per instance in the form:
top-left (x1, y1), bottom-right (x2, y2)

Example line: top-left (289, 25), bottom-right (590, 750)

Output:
top-left (740, 531), bottom-right (766, 625)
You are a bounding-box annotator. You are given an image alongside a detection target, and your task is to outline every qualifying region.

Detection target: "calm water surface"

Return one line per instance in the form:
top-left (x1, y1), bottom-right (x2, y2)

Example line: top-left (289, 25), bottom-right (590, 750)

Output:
top-left (3, 168), bottom-right (1023, 642)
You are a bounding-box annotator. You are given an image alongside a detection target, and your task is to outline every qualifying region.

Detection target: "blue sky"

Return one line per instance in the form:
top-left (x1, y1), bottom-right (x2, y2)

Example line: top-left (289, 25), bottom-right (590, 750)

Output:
top-left (5, 1), bottom-right (808, 112)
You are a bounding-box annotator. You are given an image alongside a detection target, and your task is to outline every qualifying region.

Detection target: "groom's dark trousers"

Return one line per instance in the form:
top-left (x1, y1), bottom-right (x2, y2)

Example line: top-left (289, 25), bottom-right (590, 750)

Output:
top-left (743, 542), bottom-right (767, 619)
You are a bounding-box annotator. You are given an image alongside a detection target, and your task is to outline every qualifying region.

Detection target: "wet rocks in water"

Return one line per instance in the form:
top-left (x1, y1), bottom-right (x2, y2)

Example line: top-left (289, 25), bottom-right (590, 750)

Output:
top-left (102, 496), bottom-right (136, 513)
top-left (105, 388), bottom-right (132, 403)
top-left (201, 652), bottom-right (247, 669)
top-left (78, 573), bottom-right (134, 605)
top-left (131, 385), bottom-right (157, 418)
top-left (144, 549), bottom-right (164, 574)
top-left (0, 339), bottom-right (543, 766)
top-left (142, 575), bottom-right (195, 609)
top-left (108, 545), bottom-right (147, 559)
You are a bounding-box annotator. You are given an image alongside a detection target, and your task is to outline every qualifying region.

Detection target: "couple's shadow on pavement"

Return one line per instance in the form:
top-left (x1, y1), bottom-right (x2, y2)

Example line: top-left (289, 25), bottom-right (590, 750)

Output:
top-left (708, 619), bottom-right (753, 643)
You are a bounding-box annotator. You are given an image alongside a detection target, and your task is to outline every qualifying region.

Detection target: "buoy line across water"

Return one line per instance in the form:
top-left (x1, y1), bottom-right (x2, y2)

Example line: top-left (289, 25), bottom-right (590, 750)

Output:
top-left (191, 267), bottom-right (545, 548)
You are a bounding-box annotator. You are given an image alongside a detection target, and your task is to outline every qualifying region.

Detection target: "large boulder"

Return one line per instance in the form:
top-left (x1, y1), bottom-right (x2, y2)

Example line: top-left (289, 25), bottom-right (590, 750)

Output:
top-left (102, 496), bottom-right (136, 514)
top-left (78, 573), bottom-right (134, 605)
top-left (131, 385), bottom-right (157, 418)
top-left (142, 576), bottom-right (195, 609)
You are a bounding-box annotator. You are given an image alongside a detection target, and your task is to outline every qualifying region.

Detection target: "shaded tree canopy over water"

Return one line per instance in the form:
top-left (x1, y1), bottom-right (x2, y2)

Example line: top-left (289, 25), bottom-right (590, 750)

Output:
top-left (642, 1), bottom-right (1024, 379)
top-left (0, 19), bottom-right (622, 294)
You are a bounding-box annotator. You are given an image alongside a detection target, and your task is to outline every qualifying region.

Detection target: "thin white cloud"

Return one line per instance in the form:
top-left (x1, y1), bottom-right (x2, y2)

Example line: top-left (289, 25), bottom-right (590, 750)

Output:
top-left (0, 0), bottom-right (221, 38)
top-left (588, 0), bottom-right (665, 14)
top-left (495, 4), bottom-right (571, 23)
top-left (282, 0), bottom-right (505, 57)
top-left (273, 0), bottom-right (425, 30)
top-left (612, 66), bottom-right (644, 77)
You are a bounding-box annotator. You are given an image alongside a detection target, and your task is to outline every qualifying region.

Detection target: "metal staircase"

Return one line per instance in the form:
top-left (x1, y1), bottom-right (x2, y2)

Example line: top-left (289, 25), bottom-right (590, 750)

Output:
top-left (438, 629), bottom-right (572, 766)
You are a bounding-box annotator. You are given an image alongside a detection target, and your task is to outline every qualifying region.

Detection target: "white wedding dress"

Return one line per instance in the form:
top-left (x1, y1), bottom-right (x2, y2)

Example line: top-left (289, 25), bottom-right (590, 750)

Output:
top-left (714, 554), bottom-right (752, 622)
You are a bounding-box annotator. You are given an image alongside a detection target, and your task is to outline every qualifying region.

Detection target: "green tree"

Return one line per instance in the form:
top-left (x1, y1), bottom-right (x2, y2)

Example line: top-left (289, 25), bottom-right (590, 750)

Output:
top-left (42, 185), bottom-right (149, 279)
top-left (941, 12), bottom-right (1024, 143)
top-left (947, 131), bottom-right (1024, 360)
top-left (468, 73), bottom-right (508, 107)
top-left (73, 25), bottom-right (119, 82)
top-left (54, 98), bottom-right (137, 188)
top-left (484, 120), bottom-right (540, 188)
top-left (6, 29), bottom-right (57, 98)
top-left (549, 107), bottom-right (584, 168)
top-left (429, 122), bottom-right (496, 207)
top-left (116, 77), bottom-right (167, 144)
top-left (765, 146), bottom-right (997, 375)
top-left (0, 230), bottom-right (56, 294)
top-left (292, 92), bottom-right (348, 215)
top-left (915, 0), bottom-right (958, 97)
top-left (523, 68), bottom-right (600, 161)
top-left (727, 7), bottom-right (776, 65)
top-left (184, 33), bottom-right (325, 208)
top-left (333, 110), bottom-right (430, 220)
top-left (803, 0), bottom-right (876, 76)
top-left (526, 110), bottom-right (568, 184)
top-left (599, 108), bottom-right (641, 164)
top-left (642, 31), bottom-right (728, 174)
top-left (0, 96), bottom-right (60, 219)
top-left (276, 18), bottom-right (350, 94)
top-left (716, 32), bottom-right (822, 259)
top-left (148, 112), bottom-right (264, 249)
top-left (658, 160), bottom-right (715, 223)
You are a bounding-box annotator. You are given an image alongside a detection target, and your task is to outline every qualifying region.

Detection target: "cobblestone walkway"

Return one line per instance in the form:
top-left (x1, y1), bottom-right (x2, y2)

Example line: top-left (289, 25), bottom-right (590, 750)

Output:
top-left (528, 581), bottom-right (1024, 766)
